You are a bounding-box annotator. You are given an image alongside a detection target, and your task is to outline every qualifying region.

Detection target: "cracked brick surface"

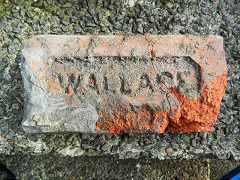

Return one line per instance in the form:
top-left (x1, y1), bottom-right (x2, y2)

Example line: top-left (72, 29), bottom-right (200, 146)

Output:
top-left (21, 35), bottom-right (227, 133)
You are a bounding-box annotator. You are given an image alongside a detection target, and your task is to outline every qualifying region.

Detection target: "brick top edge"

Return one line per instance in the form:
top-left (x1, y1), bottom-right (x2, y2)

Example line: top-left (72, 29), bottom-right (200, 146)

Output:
top-left (21, 35), bottom-right (227, 86)
top-left (23, 34), bottom-right (224, 41)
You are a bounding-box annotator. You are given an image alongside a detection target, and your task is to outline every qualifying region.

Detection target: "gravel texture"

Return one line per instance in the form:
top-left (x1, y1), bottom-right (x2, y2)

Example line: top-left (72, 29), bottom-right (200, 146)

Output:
top-left (0, 0), bottom-right (239, 162)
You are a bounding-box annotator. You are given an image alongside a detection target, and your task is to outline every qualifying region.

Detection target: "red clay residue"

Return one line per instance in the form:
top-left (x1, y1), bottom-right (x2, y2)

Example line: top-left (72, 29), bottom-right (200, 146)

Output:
top-left (66, 88), bottom-right (74, 96)
top-left (95, 74), bottom-right (227, 133)
top-left (167, 74), bottom-right (227, 132)
top-left (95, 105), bottom-right (169, 133)
top-left (48, 81), bottom-right (58, 87)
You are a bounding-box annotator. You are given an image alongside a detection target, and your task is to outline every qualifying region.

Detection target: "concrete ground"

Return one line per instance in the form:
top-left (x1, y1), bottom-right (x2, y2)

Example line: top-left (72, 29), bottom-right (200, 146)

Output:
top-left (0, 155), bottom-right (239, 179)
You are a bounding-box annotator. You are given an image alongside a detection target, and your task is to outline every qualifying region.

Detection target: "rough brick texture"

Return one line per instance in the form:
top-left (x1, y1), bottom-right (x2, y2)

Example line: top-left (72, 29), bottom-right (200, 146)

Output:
top-left (21, 35), bottom-right (227, 133)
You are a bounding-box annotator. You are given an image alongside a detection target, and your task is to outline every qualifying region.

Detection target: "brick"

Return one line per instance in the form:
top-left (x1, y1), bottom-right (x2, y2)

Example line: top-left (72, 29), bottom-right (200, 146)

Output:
top-left (21, 35), bottom-right (227, 133)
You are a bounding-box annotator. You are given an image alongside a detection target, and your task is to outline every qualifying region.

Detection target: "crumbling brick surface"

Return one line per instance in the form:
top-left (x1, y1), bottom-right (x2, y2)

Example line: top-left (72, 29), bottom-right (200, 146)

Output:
top-left (21, 35), bottom-right (227, 133)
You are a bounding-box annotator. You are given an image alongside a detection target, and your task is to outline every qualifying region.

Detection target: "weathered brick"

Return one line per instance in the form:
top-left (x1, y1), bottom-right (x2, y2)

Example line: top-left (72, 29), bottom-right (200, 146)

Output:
top-left (21, 35), bottom-right (227, 133)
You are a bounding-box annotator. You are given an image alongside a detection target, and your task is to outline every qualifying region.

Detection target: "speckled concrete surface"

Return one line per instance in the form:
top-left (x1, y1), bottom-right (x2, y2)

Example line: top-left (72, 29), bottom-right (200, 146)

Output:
top-left (0, 0), bottom-right (239, 163)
